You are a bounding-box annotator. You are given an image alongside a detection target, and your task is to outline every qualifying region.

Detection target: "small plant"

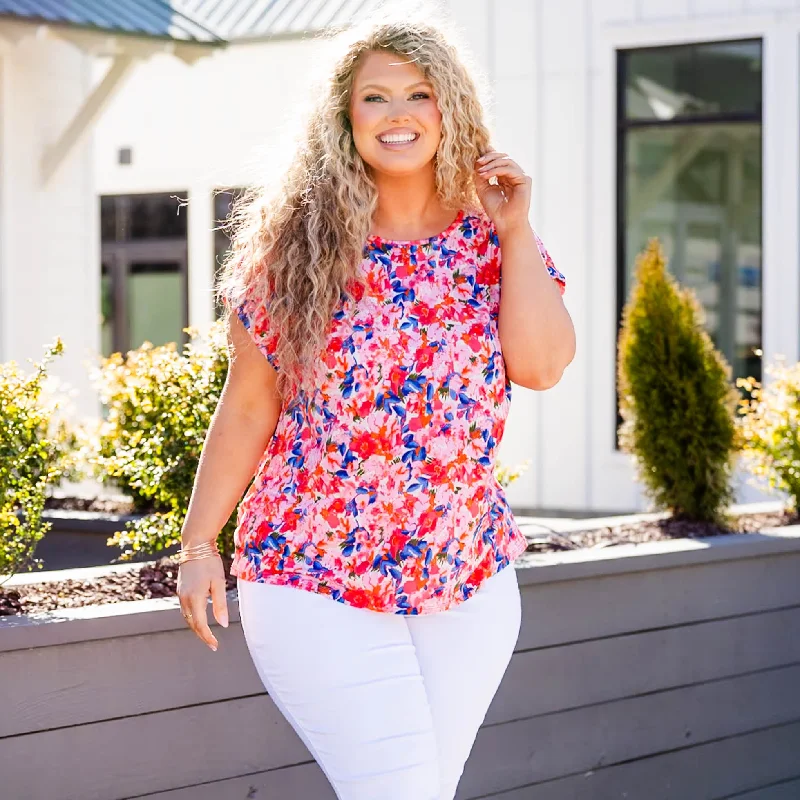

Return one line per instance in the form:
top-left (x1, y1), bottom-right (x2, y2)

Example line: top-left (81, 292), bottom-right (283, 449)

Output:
top-left (736, 356), bottom-right (800, 515)
top-left (0, 340), bottom-right (78, 581)
top-left (495, 458), bottom-right (531, 489)
top-left (616, 238), bottom-right (741, 525)
top-left (89, 322), bottom-right (235, 562)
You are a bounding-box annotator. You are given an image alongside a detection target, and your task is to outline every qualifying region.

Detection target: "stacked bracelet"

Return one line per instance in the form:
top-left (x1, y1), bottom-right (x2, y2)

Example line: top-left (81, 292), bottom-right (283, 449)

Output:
top-left (177, 539), bottom-right (221, 565)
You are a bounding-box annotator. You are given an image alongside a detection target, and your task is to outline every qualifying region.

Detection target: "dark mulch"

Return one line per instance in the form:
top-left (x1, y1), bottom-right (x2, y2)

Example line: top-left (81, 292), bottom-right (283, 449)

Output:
top-left (0, 557), bottom-right (237, 617)
top-left (1, 509), bottom-right (797, 618)
top-left (523, 509), bottom-right (799, 553)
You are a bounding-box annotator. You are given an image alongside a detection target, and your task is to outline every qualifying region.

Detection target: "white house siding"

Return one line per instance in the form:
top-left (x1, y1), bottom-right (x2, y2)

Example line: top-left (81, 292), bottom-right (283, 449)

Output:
top-left (93, 37), bottom-right (332, 334)
top-left (446, 0), bottom-right (800, 513)
top-left (94, 0), bottom-right (800, 513)
top-left (0, 36), bottom-right (100, 420)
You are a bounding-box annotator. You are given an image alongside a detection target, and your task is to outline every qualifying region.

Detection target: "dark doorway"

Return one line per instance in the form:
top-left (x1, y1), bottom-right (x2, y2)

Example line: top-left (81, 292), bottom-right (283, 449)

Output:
top-left (100, 193), bottom-right (189, 355)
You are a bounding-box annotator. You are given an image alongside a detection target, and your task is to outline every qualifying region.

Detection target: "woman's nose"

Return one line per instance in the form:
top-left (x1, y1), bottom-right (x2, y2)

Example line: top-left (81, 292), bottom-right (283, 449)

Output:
top-left (387, 100), bottom-right (412, 123)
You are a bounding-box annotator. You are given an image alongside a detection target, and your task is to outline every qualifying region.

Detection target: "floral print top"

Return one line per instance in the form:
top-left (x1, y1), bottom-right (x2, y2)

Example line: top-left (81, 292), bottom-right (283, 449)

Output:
top-left (231, 209), bottom-right (566, 614)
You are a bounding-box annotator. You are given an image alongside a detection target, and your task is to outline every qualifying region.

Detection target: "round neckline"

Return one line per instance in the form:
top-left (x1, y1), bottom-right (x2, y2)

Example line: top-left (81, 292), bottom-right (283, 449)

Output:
top-left (367, 209), bottom-right (465, 246)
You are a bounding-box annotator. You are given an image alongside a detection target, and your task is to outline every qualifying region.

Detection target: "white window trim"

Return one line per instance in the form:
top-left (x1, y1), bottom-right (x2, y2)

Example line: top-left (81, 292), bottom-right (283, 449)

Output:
top-left (589, 13), bottom-right (799, 510)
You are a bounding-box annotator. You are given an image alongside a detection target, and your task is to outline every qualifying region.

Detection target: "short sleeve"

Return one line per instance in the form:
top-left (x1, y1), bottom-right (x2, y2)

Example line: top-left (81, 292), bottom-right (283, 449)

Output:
top-left (484, 218), bottom-right (566, 296)
top-left (232, 290), bottom-right (281, 372)
top-left (533, 230), bottom-right (566, 296)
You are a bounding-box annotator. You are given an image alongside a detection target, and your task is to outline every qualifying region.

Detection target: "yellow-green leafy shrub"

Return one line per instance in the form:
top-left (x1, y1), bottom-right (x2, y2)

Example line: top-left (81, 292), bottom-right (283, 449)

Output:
top-left (495, 459), bottom-right (530, 489)
top-left (0, 340), bottom-right (78, 580)
top-left (616, 239), bottom-right (740, 524)
top-left (90, 323), bottom-right (235, 561)
top-left (90, 320), bottom-right (529, 564)
top-left (737, 358), bottom-right (800, 514)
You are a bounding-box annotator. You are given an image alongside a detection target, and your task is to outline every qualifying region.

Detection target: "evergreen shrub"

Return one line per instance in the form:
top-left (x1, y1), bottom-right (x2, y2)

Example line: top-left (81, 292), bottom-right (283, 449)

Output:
top-left (616, 239), bottom-right (741, 524)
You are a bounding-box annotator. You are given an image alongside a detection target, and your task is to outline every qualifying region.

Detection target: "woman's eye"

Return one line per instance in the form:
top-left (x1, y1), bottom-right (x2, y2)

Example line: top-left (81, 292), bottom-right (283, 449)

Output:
top-left (363, 92), bottom-right (430, 102)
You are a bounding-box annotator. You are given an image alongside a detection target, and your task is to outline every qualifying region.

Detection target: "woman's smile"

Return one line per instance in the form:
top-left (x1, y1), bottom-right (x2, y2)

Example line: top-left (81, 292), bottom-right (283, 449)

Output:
top-left (349, 50), bottom-right (442, 176)
top-left (377, 127), bottom-right (421, 149)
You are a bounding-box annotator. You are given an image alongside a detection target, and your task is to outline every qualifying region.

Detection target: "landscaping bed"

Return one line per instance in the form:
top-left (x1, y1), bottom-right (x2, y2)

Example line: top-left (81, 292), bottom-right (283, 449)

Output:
top-left (2, 525), bottom-right (799, 800)
top-left (2, 505), bottom-right (796, 617)
top-left (0, 555), bottom-right (237, 616)
top-left (523, 507), bottom-right (798, 551)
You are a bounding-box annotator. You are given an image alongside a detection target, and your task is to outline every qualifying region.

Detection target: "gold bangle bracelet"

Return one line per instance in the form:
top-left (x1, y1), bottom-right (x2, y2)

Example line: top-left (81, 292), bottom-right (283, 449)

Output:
top-left (178, 551), bottom-right (222, 565)
top-left (177, 539), bottom-right (220, 565)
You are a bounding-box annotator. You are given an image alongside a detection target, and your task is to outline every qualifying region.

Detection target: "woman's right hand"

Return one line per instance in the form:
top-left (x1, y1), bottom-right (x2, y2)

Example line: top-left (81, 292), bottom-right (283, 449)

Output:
top-left (174, 312), bottom-right (281, 652)
top-left (177, 555), bottom-right (229, 651)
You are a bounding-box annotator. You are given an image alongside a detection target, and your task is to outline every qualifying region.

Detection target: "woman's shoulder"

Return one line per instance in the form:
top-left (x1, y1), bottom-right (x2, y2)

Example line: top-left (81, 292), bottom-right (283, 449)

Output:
top-left (455, 208), bottom-right (499, 257)
top-left (461, 207), bottom-right (493, 232)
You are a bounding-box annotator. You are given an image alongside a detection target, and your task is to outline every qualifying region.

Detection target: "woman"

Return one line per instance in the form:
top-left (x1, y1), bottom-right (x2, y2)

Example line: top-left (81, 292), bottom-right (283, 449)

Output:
top-left (177, 17), bottom-right (575, 800)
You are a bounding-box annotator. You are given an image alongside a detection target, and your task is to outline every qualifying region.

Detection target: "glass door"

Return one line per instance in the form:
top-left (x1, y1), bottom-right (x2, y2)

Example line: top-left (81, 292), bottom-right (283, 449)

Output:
top-left (100, 194), bottom-right (189, 355)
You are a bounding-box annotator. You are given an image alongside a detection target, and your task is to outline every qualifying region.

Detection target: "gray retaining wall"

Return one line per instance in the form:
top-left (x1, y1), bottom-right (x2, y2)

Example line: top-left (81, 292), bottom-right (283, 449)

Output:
top-left (1, 528), bottom-right (799, 799)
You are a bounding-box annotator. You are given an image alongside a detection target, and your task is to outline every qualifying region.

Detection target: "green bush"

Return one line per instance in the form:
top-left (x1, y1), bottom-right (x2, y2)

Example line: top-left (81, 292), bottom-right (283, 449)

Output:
top-left (90, 318), bottom-right (531, 564)
top-left (737, 358), bottom-right (800, 514)
top-left (616, 239), bottom-right (740, 524)
top-left (495, 458), bottom-right (530, 489)
top-left (0, 340), bottom-right (78, 579)
top-left (90, 323), bottom-right (235, 562)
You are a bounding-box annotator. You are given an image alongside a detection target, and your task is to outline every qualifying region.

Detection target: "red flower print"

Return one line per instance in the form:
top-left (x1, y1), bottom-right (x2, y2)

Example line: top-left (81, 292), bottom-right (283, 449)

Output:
top-left (394, 250), bottom-right (417, 279)
top-left (350, 431), bottom-right (380, 459)
top-left (342, 587), bottom-right (371, 608)
top-left (415, 345), bottom-right (435, 371)
top-left (415, 304), bottom-right (438, 326)
top-left (388, 364), bottom-right (408, 394)
top-left (229, 211), bottom-right (566, 614)
top-left (348, 280), bottom-right (365, 302)
top-left (406, 415), bottom-right (423, 432)
top-left (321, 497), bottom-right (346, 528)
top-left (403, 576), bottom-right (426, 594)
top-left (422, 460), bottom-right (450, 483)
top-left (355, 559), bottom-right (370, 576)
top-left (462, 331), bottom-right (483, 353)
top-left (478, 258), bottom-right (499, 286)
top-left (417, 509), bottom-right (441, 536)
top-left (353, 397), bottom-right (373, 418)
top-left (388, 530), bottom-right (407, 559)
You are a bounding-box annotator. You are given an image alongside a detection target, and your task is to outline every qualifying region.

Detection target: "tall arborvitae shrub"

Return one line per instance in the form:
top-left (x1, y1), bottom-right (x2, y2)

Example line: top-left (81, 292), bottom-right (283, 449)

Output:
top-left (616, 239), bottom-right (741, 524)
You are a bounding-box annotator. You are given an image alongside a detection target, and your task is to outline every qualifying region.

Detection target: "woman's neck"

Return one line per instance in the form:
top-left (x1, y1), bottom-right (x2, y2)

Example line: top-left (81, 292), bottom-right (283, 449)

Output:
top-left (370, 168), bottom-right (455, 240)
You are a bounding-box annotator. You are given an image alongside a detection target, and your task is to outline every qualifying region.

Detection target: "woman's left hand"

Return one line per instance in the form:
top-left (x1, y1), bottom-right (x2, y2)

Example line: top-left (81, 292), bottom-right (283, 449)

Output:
top-left (474, 150), bottom-right (532, 237)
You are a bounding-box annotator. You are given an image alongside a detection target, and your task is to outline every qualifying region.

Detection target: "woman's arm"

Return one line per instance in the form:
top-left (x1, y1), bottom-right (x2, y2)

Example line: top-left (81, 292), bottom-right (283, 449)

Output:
top-left (180, 313), bottom-right (282, 549)
top-left (474, 150), bottom-right (576, 391)
top-left (496, 223), bottom-right (576, 391)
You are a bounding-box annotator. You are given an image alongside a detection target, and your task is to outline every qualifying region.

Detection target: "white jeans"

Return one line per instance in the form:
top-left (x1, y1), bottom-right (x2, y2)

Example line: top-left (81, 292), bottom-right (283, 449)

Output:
top-left (237, 564), bottom-right (522, 800)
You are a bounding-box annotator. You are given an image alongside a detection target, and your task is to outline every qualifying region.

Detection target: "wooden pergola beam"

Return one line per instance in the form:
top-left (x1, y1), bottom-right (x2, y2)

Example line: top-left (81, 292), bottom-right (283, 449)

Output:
top-left (0, 18), bottom-right (222, 184)
top-left (41, 53), bottom-right (139, 185)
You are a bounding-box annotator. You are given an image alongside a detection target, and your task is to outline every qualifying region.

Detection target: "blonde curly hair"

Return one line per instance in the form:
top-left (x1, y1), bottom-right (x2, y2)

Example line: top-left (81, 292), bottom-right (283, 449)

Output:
top-left (216, 15), bottom-right (493, 400)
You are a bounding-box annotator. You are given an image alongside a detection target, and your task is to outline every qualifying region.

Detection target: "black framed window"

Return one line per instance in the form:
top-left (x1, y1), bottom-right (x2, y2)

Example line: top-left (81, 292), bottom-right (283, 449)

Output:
top-left (100, 193), bottom-right (189, 356)
top-left (617, 40), bottom-right (763, 443)
top-left (213, 187), bottom-right (247, 319)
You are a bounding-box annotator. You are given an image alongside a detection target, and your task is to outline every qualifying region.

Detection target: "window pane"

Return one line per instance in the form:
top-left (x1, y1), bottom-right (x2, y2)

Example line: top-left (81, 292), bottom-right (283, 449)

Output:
top-left (624, 41), bottom-right (761, 121)
top-left (625, 123), bottom-right (762, 383)
top-left (128, 263), bottom-right (184, 349)
top-left (129, 194), bottom-right (188, 240)
top-left (100, 197), bottom-right (118, 242)
top-left (101, 264), bottom-right (114, 356)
